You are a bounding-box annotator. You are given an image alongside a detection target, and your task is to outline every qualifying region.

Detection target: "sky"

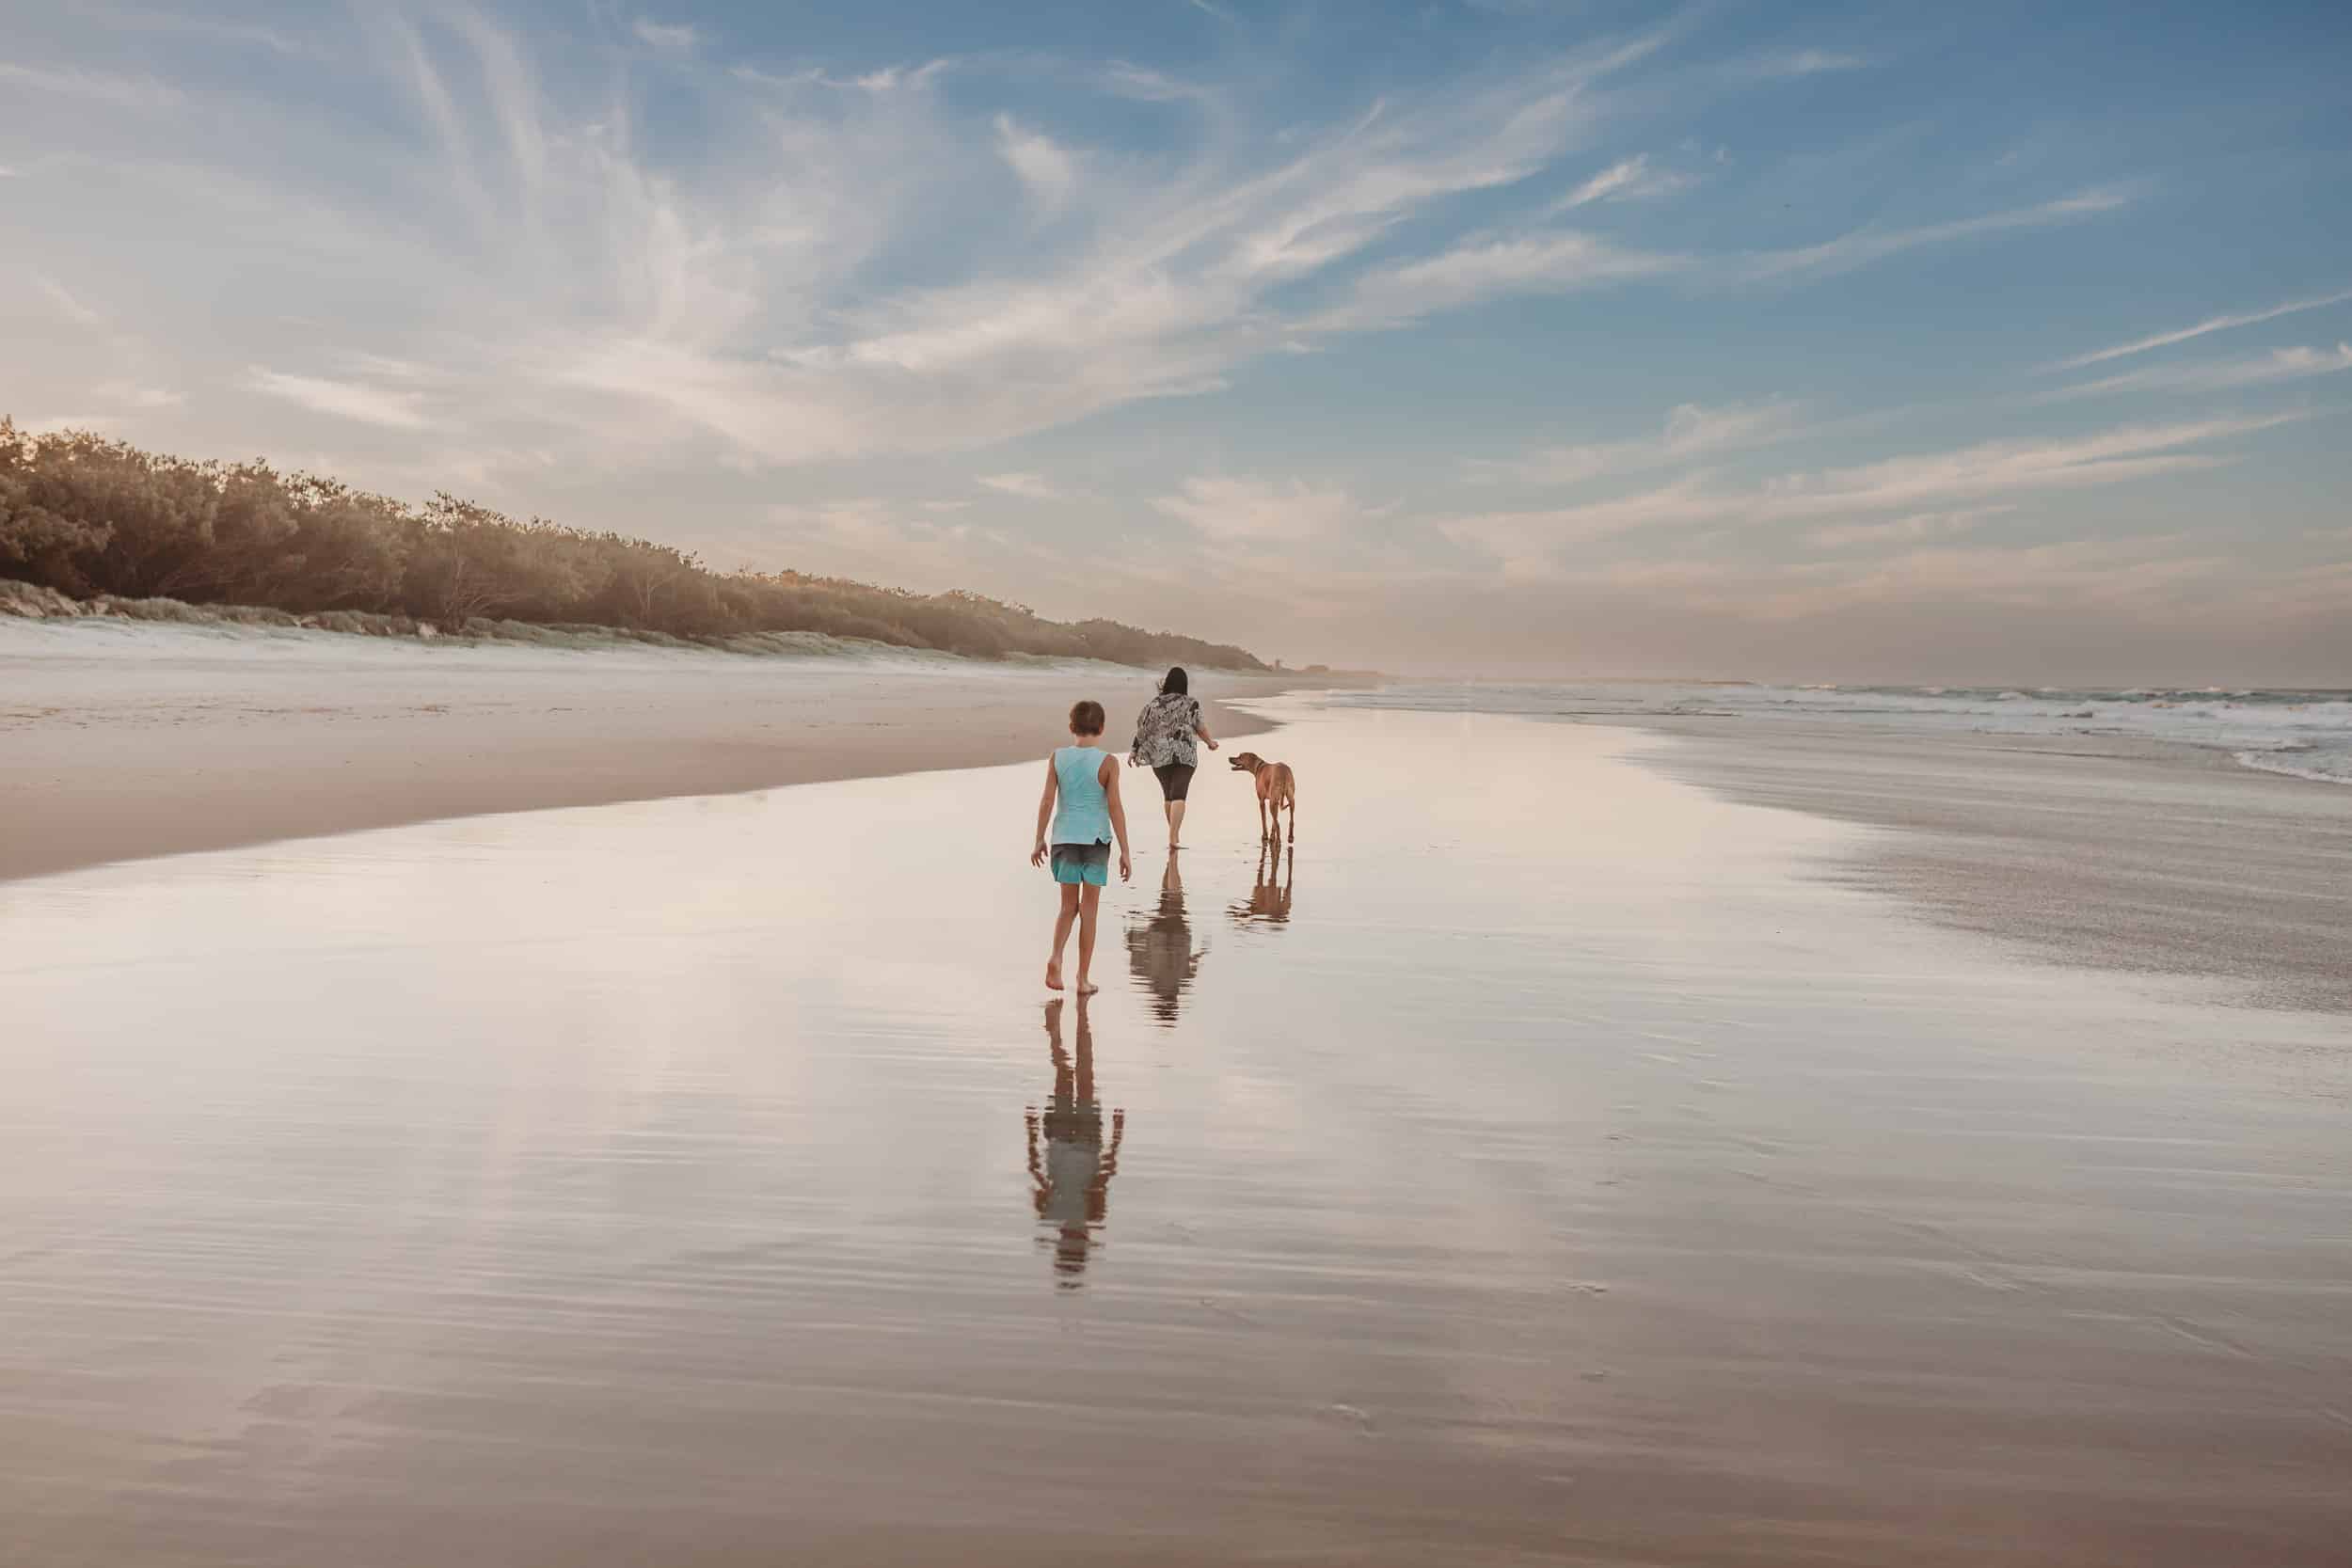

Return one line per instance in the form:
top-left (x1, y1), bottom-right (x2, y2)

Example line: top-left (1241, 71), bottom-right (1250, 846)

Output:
top-left (3, 0), bottom-right (2348, 681)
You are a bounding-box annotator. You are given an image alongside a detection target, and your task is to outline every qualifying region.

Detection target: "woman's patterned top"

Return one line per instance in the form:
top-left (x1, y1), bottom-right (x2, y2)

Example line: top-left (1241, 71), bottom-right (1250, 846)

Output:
top-left (1129, 691), bottom-right (1203, 768)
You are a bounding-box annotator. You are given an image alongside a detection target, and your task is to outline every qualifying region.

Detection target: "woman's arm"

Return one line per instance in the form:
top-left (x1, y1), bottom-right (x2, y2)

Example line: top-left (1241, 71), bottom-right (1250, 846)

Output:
top-left (1101, 755), bottom-right (1133, 881)
top-left (1030, 757), bottom-right (1057, 865)
top-left (1128, 705), bottom-right (1150, 766)
top-left (1193, 699), bottom-right (1218, 751)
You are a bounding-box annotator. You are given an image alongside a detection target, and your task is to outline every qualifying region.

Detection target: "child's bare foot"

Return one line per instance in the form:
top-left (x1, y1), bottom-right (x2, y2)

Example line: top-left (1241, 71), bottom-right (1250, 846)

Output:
top-left (1045, 961), bottom-right (1064, 991)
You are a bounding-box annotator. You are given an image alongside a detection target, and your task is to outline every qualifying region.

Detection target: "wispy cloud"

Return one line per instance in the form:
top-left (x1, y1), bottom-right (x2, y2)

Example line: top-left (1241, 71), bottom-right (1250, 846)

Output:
top-left (755, 497), bottom-right (1018, 587)
top-left (1089, 61), bottom-right (1223, 105)
top-left (0, 59), bottom-right (182, 110)
top-left (1743, 49), bottom-right (1871, 79)
top-left (1309, 230), bottom-right (1682, 332)
top-left (92, 380), bottom-right (184, 410)
top-left (1745, 186), bottom-right (2137, 282)
top-left (246, 368), bottom-right (435, 430)
top-left (2049, 286), bottom-right (2352, 371)
top-left (1653, 535), bottom-right (2234, 624)
top-left (1767, 416), bottom-right (2279, 515)
top-left (631, 18), bottom-right (700, 52)
top-left (1152, 476), bottom-right (1383, 544)
top-left (724, 32), bottom-right (1675, 452)
top-left (1466, 400), bottom-right (1804, 486)
top-left (1803, 504), bottom-right (2013, 550)
top-left (8, 8), bottom-right (2129, 494)
top-left (1545, 152), bottom-right (1690, 214)
top-left (994, 116), bottom-right (1077, 215)
top-left (76, 7), bottom-right (329, 58)
top-left (1443, 416), bottom-right (2283, 573)
top-left (2043, 341), bottom-right (2352, 402)
top-left (729, 62), bottom-right (927, 93)
top-left (32, 273), bottom-right (106, 328)
top-left (977, 471), bottom-right (1064, 500)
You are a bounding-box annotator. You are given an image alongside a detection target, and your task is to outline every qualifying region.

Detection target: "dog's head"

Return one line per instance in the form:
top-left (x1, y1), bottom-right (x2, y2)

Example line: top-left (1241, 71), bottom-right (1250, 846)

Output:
top-left (1229, 752), bottom-right (1263, 773)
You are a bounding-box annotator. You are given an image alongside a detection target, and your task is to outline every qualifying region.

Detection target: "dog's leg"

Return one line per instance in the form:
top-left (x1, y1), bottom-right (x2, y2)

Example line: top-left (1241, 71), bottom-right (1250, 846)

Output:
top-left (1286, 789), bottom-right (1296, 844)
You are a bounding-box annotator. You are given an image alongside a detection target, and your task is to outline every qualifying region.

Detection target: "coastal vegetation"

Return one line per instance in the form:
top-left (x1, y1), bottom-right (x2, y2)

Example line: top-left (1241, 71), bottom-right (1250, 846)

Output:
top-left (0, 420), bottom-right (1266, 669)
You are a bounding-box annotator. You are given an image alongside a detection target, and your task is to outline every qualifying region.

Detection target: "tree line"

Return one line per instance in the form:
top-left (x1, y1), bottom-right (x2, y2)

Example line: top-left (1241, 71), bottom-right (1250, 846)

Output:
top-left (0, 420), bottom-right (1267, 668)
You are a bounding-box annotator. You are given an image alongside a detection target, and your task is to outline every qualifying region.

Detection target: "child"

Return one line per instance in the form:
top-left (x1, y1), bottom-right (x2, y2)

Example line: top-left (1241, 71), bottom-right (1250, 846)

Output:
top-left (1029, 700), bottom-right (1133, 993)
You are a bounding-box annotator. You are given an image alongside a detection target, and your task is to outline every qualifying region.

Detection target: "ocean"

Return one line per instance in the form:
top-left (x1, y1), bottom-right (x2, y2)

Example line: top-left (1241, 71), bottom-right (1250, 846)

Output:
top-left (1321, 680), bottom-right (2352, 785)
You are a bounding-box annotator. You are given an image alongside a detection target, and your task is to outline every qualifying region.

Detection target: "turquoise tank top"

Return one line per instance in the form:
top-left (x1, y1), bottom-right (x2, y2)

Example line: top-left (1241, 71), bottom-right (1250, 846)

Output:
top-left (1050, 746), bottom-right (1114, 846)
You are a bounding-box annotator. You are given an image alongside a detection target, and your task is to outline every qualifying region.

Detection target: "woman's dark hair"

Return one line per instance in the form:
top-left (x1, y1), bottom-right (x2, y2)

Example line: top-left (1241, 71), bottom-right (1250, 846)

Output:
top-left (1160, 666), bottom-right (1189, 697)
top-left (1069, 700), bottom-right (1106, 736)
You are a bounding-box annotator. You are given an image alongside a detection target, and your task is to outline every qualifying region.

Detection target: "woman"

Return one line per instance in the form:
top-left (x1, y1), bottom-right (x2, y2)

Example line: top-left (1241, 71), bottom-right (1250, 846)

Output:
top-left (1127, 666), bottom-right (1218, 850)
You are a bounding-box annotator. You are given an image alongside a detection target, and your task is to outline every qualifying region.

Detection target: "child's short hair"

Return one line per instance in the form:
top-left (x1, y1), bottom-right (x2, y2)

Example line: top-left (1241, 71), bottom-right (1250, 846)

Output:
top-left (1069, 699), bottom-right (1105, 736)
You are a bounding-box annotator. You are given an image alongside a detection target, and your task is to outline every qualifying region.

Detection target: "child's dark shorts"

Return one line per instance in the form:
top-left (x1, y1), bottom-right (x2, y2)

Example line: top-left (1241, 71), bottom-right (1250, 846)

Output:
top-left (1050, 842), bottom-right (1111, 886)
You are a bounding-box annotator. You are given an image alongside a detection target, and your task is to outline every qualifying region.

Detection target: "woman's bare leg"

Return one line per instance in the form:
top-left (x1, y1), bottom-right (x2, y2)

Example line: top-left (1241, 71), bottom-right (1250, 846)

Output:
top-left (1046, 881), bottom-right (1079, 990)
top-left (1167, 799), bottom-right (1186, 849)
top-left (1075, 883), bottom-right (1103, 994)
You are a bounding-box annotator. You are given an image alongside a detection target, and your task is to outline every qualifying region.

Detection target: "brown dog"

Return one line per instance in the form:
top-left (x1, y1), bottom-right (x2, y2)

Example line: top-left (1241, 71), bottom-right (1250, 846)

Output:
top-left (1228, 752), bottom-right (1296, 843)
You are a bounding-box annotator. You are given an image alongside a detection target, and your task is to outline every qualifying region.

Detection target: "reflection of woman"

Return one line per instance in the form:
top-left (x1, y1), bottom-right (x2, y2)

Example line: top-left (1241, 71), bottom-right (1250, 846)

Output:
top-left (1127, 666), bottom-right (1218, 851)
top-left (1025, 997), bottom-right (1124, 1287)
top-left (1126, 852), bottom-right (1205, 1025)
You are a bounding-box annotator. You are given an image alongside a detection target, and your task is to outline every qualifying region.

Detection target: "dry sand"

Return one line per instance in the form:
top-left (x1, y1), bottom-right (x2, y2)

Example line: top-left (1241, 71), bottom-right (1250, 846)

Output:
top-left (0, 618), bottom-right (1295, 884)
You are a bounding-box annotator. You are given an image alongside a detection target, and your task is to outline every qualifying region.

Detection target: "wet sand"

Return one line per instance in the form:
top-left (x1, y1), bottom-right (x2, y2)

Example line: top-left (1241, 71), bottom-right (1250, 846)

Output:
top-left (1629, 719), bottom-right (2352, 1013)
top-left (3, 703), bottom-right (2348, 1565)
top-left (0, 618), bottom-right (1290, 884)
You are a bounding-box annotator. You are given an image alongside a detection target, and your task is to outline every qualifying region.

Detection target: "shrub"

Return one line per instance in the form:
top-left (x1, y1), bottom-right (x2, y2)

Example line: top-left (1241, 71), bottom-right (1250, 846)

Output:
top-left (0, 418), bottom-right (1270, 669)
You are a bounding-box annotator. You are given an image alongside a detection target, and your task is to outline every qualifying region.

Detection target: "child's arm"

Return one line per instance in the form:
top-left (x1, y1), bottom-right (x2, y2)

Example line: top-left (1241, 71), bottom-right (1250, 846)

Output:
top-left (1101, 755), bottom-right (1133, 881)
top-left (1030, 757), bottom-right (1057, 866)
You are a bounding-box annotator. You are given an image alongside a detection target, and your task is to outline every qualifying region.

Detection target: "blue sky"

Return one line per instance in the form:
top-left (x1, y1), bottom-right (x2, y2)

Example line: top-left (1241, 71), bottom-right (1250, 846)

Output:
top-left (4, 0), bottom-right (2348, 679)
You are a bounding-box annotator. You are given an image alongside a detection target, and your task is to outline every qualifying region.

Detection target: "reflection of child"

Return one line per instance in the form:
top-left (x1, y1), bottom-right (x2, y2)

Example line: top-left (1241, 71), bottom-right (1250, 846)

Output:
top-left (1025, 996), bottom-right (1124, 1287)
top-left (1030, 700), bottom-right (1133, 995)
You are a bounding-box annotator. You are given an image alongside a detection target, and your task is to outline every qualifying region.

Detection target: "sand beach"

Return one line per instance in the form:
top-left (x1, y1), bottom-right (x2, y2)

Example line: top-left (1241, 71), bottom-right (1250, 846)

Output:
top-left (3, 664), bottom-right (2347, 1565)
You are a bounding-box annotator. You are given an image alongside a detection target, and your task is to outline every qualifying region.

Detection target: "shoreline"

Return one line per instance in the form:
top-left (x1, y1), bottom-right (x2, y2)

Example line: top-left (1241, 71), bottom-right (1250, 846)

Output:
top-left (0, 618), bottom-right (1307, 885)
top-left (1623, 716), bottom-right (2352, 1015)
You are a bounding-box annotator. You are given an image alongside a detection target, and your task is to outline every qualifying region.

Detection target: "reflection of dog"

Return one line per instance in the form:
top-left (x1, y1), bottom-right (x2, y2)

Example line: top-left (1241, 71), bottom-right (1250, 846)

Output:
top-left (1231, 844), bottom-right (1294, 927)
top-left (1228, 752), bottom-right (1296, 843)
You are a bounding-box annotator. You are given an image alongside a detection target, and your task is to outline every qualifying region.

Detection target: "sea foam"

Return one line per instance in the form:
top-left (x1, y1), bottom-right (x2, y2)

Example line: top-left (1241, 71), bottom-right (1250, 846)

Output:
top-left (1320, 682), bottom-right (2352, 785)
